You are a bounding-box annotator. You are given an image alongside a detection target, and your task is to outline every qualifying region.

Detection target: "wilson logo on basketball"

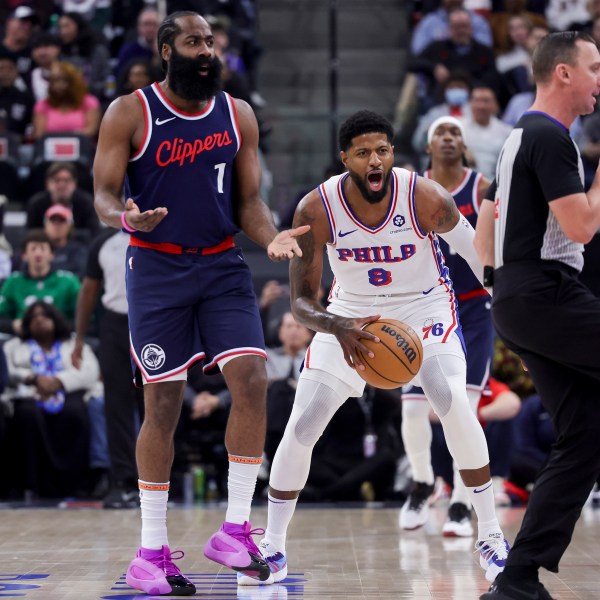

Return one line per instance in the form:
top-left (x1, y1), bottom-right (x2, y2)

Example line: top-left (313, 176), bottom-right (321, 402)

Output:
top-left (156, 131), bottom-right (233, 167)
top-left (380, 325), bottom-right (418, 363)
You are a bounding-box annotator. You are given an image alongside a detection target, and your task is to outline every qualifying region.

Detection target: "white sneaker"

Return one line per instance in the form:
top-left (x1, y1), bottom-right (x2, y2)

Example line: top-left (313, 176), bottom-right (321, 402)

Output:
top-left (238, 540), bottom-right (287, 586)
top-left (399, 481), bottom-right (434, 530)
top-left (442, 502), bottom-right (474, 538)
top-left (476, 534), bottom-right (510, 582)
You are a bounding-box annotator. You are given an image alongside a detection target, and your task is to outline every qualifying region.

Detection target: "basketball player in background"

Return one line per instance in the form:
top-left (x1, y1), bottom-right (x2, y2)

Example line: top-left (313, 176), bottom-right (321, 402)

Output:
top-left (400, 115), bottom-right (494, 537)
top-left (238, 110), bottom-right (509, 587)
top-left (475, 31), bottom-right (600, 600)
top-left (93, 11), bottom-right (308, 596)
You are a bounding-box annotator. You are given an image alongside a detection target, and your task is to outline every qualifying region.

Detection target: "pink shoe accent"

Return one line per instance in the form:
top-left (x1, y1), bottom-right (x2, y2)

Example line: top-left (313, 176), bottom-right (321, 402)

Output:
top-left (203, 521), bottom-right (271, 581)
top-left (125, 545), bottom-right (194, 595)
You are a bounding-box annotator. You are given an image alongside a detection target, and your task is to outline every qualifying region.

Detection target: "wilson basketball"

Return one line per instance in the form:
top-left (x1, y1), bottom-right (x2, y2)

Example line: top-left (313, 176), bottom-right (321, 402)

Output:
top-left (357, 319), bottom-right (423, 389)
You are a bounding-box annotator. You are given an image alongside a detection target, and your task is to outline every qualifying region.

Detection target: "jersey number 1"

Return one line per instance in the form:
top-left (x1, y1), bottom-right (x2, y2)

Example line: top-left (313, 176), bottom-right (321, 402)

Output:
top-left (214, 163), bottom-right (225, 193)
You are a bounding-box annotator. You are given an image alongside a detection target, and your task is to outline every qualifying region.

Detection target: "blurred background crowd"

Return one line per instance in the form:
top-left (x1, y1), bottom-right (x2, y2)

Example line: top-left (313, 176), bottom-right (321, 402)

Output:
top-left (0, 0), bottom-right (599, 514)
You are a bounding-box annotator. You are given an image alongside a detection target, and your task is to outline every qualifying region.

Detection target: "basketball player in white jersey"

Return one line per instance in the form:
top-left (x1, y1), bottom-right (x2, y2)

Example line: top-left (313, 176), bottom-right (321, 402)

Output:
top-left (238, 111), bottom-right (509, 587)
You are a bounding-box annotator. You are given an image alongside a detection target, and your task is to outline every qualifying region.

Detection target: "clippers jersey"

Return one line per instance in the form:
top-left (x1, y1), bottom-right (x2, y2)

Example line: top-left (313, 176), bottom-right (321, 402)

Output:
top-left (126, 83), bottom-right (241, 248)
top-left (321, 168), bottom-right (452, 297)
top-left (423, 167), bottom-right (484, 295)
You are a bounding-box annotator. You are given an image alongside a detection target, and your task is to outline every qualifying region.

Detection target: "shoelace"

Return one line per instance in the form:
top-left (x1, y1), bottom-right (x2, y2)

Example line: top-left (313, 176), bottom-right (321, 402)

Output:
top-left (475, 537), bottom-right (508, 562)
top-left (156, 549), bottom-right (186, 577)
top-left (229, 526), bottom-right (266, 554)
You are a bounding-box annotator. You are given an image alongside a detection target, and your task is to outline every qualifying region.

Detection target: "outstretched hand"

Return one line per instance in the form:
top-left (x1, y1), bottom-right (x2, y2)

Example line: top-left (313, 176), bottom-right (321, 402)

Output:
top-left (267, 225), bottom-right (311, 261)
top-left (123, 198), bottom-right (168, 233)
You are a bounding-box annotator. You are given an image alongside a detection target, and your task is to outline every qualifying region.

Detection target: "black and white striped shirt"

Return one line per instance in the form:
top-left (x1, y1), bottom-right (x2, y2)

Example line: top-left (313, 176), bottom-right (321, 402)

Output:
top-left (487, 111), bottom-right (585, 272)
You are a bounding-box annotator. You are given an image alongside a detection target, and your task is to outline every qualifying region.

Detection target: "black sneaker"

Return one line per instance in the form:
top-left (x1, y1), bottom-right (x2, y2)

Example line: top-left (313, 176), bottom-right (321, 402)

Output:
top-left (103, 487), bottom-right (139, 509)
top-left (480, 572), bottom-right (556, 600)
top-left (442, 502), bottom-right (474, 537)
top-left (399, 481), bottom-right (435, 530)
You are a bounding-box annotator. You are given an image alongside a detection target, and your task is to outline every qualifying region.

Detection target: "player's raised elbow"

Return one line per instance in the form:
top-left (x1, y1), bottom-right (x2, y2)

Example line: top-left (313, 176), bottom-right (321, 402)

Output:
top-left (562, 223), bottom-right (595, 244)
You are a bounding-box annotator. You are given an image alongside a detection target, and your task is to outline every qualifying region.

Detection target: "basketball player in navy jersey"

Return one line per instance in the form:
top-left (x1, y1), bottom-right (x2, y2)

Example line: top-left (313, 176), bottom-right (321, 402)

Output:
top-left (476, 32), bottom-right (600, 600)
top-left (400, 115), bottom-right (495, 537)
top-left (238, 110), bottom-right (509, 588)
top-left (93, 11), bottom-right (308, 596)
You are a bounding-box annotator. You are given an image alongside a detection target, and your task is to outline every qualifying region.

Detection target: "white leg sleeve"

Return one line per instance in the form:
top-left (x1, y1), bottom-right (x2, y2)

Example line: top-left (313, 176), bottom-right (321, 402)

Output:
top-left (269, 374), bottom-right (348, 492)
top-left (401, 399), bottom-right (434, 485)
top-left (419, 354), bottom-right (489, 471)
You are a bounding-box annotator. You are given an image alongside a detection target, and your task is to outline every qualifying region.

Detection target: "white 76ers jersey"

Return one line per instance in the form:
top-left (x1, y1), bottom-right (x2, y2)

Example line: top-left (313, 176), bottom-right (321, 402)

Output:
top-left (320, 167), bottom-right (452, 297)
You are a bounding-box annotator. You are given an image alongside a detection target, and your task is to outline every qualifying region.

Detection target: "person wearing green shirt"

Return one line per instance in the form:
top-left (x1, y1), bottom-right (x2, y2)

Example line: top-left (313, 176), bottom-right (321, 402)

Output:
top-left (0, 229), bottom-right (81, 335)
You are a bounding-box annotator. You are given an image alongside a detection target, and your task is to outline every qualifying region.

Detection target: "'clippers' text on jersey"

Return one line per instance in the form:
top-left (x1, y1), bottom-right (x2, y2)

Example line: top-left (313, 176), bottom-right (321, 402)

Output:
top-left (125, 84), bottom-right (241, 248)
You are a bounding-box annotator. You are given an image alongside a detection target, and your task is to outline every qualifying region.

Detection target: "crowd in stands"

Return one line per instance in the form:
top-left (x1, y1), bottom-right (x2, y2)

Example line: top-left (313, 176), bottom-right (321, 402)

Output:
top-left (1, 0), bottom-right (600, 512)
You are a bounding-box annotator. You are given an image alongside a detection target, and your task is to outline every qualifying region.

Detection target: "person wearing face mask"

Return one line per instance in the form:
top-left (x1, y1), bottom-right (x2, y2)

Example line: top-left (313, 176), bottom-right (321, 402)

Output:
top-left (411, 71), bottom-right (472, 167)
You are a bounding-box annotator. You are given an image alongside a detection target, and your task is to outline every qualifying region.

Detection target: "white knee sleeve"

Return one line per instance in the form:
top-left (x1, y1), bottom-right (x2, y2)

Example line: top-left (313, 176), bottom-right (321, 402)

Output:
top-left (420, 354), bottom-right (489, 471)
top-left (401, 399), bottom-right (434, 484)
top-left (269, 375), bottom-right (347, 492)
top-left (467, 389), bottom-right (481, 415)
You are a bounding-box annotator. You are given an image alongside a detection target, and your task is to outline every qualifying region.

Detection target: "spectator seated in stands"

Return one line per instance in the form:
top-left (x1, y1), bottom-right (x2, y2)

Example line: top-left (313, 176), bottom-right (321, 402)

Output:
top-left (460, 84), bottom-right (512, 180)
top-left (0, 48), bottom-right (34, 140)
top-left (3, 300), bottom-right (99, 500)
top-left (0, 6), bottom-right (38, 85)
top-left (408, 7), bottom-right (501, 113)
top-left (0, 230), bottom-right (81, 335)
top-left (57, 12), bottom-right (111, 101)
top-left (27, 162), bottom-right (100, 237)
top-left (410, 0), bottom-right (493, 56)
top-left (488, 0), bottom-right (547, 55)
top-left (32, 61), bottom-right (101, 139)
top-left (43, 204), bottom-right (88, 279)
top-left (115, 58), bottom-right (154, 97)
top-left (115, 8), bottom-right (161, 81)
top-left (29, 33), bottom-right (62, 102)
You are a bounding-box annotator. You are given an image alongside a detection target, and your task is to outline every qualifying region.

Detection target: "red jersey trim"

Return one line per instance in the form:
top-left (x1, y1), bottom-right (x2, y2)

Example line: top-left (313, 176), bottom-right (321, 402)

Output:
top-left (130, 89), bottom-right (152, 162)
top-left (408, 171), bottom-right (426, 239)
top-left (151, 82), bottom-right (215, 119)
top-left (129, 235), bottom-right (234, 255)
top-left (130, 346), bottom-right (206, 383)
top-left (319, 183), bottom-right (336, 245)
top-left (225, 93), bottom-right (242, 152)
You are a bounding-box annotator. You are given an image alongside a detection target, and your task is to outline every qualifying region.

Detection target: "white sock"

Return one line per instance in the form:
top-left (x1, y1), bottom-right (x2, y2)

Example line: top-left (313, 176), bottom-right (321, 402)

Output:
top-left (139, 480), bottom-right (169, 549)
top-left (225, 455), bottom-right (262, 524)
top-left (466, 479), bottom-right (501, 539)
top-left (265, 494), bottom-right (298, 553)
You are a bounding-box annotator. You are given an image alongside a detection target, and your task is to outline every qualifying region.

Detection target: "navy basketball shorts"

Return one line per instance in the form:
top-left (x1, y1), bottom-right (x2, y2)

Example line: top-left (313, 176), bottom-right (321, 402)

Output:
top-left (126, 245), bottom-right (266, 385)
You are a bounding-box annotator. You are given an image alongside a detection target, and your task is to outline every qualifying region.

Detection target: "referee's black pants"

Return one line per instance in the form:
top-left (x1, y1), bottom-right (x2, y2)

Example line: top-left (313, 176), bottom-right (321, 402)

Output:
top-left (98, 309), bottom-right (144, 489)
top-left (493, 260), bottom-right (600, 572)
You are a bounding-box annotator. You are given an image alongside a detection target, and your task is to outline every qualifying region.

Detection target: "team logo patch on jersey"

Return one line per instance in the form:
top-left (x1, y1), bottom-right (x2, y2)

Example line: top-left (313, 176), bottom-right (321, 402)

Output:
top-left (393, 214), bottom-right (405, 227)
top-left (141, 344), bottom-right (166, 370)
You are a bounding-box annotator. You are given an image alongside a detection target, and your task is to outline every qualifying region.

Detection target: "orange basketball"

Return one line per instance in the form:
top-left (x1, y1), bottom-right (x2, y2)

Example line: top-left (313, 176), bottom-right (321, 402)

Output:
top-left (357, 319), bottom-right (423, 389)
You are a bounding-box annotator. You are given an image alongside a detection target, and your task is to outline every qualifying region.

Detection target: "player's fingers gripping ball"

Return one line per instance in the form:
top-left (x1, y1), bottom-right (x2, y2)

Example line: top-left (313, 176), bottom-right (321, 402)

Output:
top-left (358, 319), bottom-right (423, 389)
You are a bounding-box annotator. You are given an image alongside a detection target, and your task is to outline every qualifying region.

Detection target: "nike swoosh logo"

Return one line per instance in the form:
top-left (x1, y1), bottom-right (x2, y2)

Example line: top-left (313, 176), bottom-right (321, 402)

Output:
top-left (338, 229), bottom-right (357, 237)
top-left (422, 287), bottom-right (435, 295)
top-left (155, 116), bottom-right (176, 125)
top-left (473, 482), bottom-right (493, 494)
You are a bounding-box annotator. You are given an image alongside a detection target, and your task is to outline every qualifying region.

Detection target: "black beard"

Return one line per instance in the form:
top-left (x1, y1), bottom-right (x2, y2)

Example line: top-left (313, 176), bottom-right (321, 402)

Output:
top-left (348, 168), bottom-right (392, 204)
top-left (167, 48), bottom-right (223, 102)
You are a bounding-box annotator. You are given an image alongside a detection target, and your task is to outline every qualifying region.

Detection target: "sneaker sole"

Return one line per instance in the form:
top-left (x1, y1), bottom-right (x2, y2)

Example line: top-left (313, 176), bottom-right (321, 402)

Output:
top-left (480, 555), bottom-right (505, 582)
top-left (238, 564), bottom-right (288, 586)
top-left (442, 524), bottom-right (474, 538)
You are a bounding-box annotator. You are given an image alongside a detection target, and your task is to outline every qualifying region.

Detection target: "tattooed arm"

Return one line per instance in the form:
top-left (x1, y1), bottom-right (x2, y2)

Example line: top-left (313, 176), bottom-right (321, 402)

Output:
top-left (415, 176), bottom-right (487, 288)
top-left (290, 189), bottom-right (381, 370)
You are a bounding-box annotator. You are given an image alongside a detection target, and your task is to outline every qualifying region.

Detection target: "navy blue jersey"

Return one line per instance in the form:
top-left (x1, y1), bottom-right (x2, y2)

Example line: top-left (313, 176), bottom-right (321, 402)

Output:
top-left (125, 83), bottom-right (241, 248)
top-left (424, 168), bottom-right (484, 296)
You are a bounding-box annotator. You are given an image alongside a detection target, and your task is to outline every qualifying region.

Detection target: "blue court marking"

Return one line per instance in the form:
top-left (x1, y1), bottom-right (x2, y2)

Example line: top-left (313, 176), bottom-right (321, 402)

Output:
top-left (0, 574), bottom-right (49, 597)
top-left (103, 572), bottom-right (306, 599)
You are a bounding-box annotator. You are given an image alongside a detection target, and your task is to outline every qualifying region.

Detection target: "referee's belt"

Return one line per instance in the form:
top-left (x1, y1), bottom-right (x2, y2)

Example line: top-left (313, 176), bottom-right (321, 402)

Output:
top-left (129, 235), bottom-right (235, 255)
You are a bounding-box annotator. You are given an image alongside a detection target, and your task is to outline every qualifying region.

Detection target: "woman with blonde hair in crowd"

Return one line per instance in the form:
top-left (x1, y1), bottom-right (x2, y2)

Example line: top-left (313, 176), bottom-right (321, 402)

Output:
top-left (32, 61), bottom-right (101, 139)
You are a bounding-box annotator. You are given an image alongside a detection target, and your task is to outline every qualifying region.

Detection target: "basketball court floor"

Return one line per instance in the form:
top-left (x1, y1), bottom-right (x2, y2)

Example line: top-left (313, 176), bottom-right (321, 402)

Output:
top-left (1, 502), bottom-right (599, 599)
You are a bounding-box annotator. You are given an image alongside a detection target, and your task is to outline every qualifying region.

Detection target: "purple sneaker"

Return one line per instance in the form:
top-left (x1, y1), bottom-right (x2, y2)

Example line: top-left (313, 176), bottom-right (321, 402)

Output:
top-left (203, 521), bottom-right (271, 581)
top-left (125, 545), bottom-right (196, 596)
